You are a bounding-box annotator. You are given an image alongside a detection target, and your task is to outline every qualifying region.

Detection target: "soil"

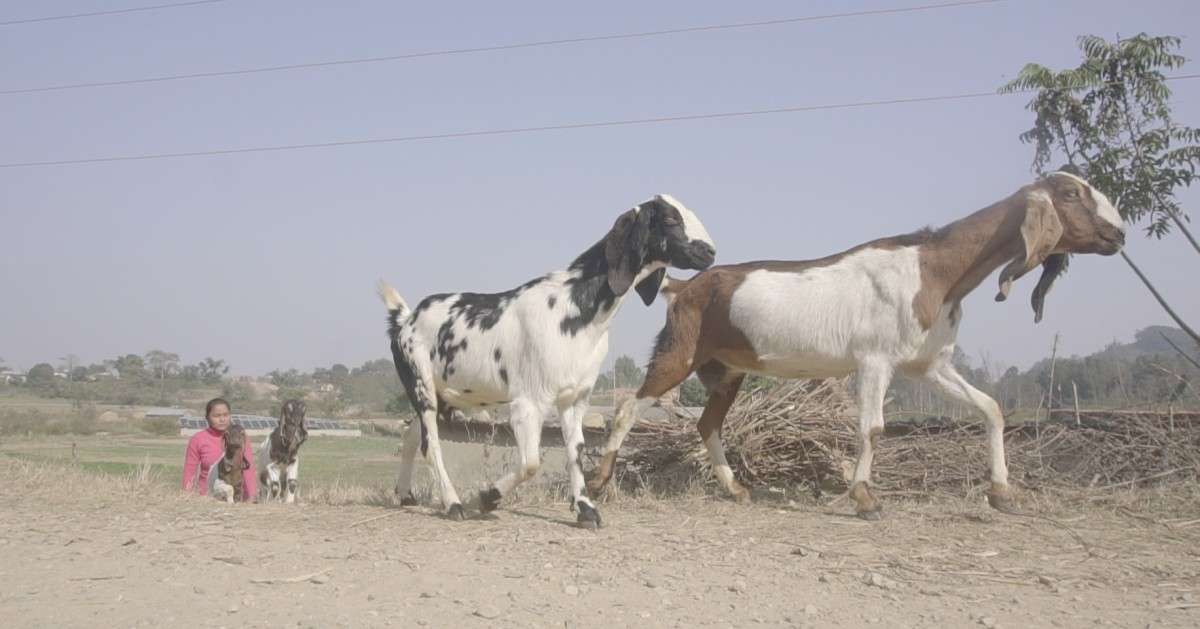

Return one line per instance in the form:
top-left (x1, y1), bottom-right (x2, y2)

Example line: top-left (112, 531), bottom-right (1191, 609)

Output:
top-left (1, 456), bottom-right (1198, 628)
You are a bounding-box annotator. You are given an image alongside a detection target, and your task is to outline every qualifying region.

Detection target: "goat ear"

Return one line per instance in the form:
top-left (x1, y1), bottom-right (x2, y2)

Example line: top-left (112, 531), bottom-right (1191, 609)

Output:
top-left (605, 208), bottom-right (650, 297)
top-left (995, 191), bottom-right (1063, 302)
top-left (634, 267), bottom-right (666, 306)
top-left (1031, 253), bottom-right (1069, 323)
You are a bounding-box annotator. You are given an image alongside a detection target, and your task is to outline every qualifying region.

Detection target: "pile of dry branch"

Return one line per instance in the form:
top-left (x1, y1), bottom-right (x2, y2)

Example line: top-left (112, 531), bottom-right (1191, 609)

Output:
top-left (616, 379), bottom-right (1200, 495)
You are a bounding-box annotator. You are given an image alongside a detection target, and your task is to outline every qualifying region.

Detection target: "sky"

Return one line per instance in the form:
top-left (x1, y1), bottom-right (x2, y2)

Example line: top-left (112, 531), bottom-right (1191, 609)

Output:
top-left (2, 0), bottom-right (1198, 378)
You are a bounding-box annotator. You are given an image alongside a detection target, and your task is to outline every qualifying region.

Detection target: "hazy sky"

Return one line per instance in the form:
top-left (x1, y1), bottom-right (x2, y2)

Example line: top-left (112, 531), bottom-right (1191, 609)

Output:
top-left (2, 0), bottom-right (1197, 377)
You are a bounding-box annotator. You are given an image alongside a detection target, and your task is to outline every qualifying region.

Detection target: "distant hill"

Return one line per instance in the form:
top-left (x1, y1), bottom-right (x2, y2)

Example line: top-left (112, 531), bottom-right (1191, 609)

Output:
top-left (1096, 325), bottom-right (1200, 362)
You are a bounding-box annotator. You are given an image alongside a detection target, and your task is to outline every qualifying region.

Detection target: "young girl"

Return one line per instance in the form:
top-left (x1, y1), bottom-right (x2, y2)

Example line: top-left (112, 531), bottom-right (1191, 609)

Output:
top-left (182, 398), bottom-right (257, 501)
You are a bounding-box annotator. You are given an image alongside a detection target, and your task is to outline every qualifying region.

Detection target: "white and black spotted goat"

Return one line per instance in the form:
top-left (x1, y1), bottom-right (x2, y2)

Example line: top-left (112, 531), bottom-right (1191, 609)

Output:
top-left (378, 194), bottom-right (716, 526)
top-left (256, 399), bottom-right (307, 503)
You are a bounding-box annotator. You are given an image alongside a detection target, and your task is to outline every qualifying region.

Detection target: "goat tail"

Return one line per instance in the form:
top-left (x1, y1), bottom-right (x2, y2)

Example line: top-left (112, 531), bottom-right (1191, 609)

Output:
top-left (660, 274), bottom-right (687, 303)
top-left (377, 279), bottom-right (410, 337)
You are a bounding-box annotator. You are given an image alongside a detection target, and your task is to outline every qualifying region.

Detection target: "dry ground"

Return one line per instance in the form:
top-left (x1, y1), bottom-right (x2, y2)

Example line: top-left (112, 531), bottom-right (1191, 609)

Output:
top-left (1, 456), bottom-right (1199, 628)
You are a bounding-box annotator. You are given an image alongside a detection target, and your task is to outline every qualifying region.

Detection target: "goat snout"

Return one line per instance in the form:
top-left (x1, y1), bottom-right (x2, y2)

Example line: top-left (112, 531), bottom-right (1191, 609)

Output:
top-left (682, 240), bottom-right (716, 269)
top-left (1097, 227), bottom-right (1125, 254)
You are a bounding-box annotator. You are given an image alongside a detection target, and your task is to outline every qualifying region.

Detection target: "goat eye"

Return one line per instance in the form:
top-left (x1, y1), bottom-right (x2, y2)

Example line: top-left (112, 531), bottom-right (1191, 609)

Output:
top-left (1064, 189), bottom-right (1080, 200)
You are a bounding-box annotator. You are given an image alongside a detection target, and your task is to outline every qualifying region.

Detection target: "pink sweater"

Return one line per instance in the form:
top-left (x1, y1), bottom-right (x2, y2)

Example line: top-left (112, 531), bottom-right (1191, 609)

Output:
top-left (182, 426), bottom-right (257, 501)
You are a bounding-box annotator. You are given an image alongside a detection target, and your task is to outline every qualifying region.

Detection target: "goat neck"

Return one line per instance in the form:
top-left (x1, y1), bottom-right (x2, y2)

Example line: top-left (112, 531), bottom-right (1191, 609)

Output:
top-left (559, 239), bottom-right (663, 338)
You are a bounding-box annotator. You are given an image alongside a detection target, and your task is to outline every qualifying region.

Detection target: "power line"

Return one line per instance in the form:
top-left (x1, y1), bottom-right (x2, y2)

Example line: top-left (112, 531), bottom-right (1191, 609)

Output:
top-left (0, 0), bottom-right (232, 27)
top-left (2, 0), bottom-right (1003, 96)
top-left (4, 74), bottom-right (1193, 170)
top-left (1, 92), bottom-right (996, 168)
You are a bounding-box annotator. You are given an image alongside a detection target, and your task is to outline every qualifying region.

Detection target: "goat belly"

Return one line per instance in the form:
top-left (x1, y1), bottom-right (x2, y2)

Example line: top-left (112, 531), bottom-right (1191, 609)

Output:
top-left (748, 353), bottom-right (857, 379)
top-left (439, 386), bottom-right (509, 408)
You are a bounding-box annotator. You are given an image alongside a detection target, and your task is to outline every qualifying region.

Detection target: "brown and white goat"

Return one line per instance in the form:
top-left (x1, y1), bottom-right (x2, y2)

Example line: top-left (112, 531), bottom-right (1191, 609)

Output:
top-left (257, 399), bottom-right (308, 503)
top-left (588, 172), bottom-right (1125, 519)
top-left (208, 424), bottom-right (249, 503)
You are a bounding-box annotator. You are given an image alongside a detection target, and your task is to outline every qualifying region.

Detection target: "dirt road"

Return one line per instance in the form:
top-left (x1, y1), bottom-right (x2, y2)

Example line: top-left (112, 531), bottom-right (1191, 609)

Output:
top-left (1, 457), bottom-right (1197, 628)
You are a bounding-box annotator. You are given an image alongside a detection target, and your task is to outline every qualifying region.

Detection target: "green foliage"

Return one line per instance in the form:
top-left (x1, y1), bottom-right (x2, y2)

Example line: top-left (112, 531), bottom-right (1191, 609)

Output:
top-left (678, 377), bottom-right (708, 406)
top-left (0, 405), bottom-right (98, 436)
top-left (888, 326), bottom-right (1199, 416)
top-left (384, 392), bottom-right (413, 416)
top-left (26, 363), bottom-right (56, 388)
top-left (144, 349), bottom-right (181, 380)
top-left (314, 363), bottom-right (350, 387)
top-left (142, 416), bottom-right (180, 436)
top-left (112, 354), bottom-right (146, 380)
top-left (274, 387), bottom-right (307, 405)
top-left (269, 368), bottom-right (306, 388)
top-left (198, 357), bottom-right (230, 385)
top-left (1000, 33), bottom-right (1198, 238)
top-left (743, 374), bottom-right (778, 393)
top-left (612, 355), bottom-right (644, 389)
top-left (221, 380), bottom-right (255, 405)
top-left (352, 359), bottom-right (393, 377)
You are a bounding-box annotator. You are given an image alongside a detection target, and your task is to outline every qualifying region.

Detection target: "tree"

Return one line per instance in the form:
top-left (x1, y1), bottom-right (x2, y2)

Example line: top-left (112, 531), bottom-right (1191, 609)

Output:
top-left (180, 364), bottom-right (202, 383)
top-left (144, 349), bottom-right (180, 380)
top-left (612, 355), bottom-right (644, 390)
top-left (1001, 33), bottom-right (1200, 344)
top-left (112, 354), bottom-right (145, 380)
top-left (198, 357), bottom-right (230, 385)
top-left (352, 359), bottom-right (393, 377)
top-left (269, 369), bottom-right (305, 389)
top-left (329, 363), bottom-right (350, 386)
top-left (27, 363), bottom-right (56, 388)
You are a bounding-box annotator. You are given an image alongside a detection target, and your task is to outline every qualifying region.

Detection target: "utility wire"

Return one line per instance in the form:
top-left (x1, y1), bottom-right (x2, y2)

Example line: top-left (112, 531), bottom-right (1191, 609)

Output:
top-left (4, 75), bottom-right (1192, 170)
top-left (2, 0), bottom-right (1003, 95)
top-left (0, 0), bottom-right (232, 27)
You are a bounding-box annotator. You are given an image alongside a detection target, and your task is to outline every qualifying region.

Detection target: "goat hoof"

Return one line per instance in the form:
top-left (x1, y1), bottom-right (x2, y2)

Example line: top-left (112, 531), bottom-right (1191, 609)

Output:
top-left (399, 491), bottom-right (418, 507)
top-left (446, 503), bottom-right (466, 521)
top-left (731, 486), bottom-right (752, 505)
top-left (987, 487), bottom-right (1017, 514)
top-left (479, 488), bottom-right (502, 513)
top-left (575, 502), bottom-right (602, 529)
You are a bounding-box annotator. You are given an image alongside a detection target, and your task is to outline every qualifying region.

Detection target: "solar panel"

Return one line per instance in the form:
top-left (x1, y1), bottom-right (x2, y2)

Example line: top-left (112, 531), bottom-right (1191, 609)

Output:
top-left (176, 413), bottom-right (348, 431)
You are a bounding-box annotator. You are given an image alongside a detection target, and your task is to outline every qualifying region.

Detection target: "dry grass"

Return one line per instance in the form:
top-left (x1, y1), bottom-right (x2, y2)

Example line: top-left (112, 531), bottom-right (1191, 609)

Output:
top-left (616, 378), bottom-right (1200, 502)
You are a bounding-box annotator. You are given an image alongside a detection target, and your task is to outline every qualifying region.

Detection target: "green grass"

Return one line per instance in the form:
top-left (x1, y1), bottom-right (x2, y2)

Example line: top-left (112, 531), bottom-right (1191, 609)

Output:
top-left (0, 434), bottom-right (406, 489)
top-left (0, 429), bottom-right (569, 509)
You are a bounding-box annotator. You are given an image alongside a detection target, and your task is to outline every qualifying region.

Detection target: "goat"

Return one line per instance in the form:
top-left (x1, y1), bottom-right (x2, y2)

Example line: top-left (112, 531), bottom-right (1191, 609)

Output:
top-left (257, 399), bottom-right (308, 503)
top-left (208, 424), bottom-right (249, 504)
top-left (378, 194), bottom-right (716, 526)
top-left (587, 173), bottom-right (1125, 519)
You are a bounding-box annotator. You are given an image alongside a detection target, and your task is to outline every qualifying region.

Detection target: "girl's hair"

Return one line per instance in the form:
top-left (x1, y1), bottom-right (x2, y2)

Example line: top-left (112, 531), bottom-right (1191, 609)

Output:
top-left (205, 397), bottom-right (231, 419)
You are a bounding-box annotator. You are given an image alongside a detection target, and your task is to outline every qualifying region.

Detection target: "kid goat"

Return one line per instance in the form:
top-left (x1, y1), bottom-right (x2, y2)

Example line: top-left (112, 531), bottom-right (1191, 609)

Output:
top-left (378, 194), bottom-right (716, 526)
top-left (587, 173), bottom-right (1125, 519)
top-left (208, 423), bottom-right (249, 503)
top-left (257, 399), bottom-right (308, 503)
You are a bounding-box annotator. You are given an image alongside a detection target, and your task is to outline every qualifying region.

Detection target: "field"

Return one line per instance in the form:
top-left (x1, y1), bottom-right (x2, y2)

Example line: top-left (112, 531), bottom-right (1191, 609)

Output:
top-left (1, 430), bottom-right (1199, 628)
